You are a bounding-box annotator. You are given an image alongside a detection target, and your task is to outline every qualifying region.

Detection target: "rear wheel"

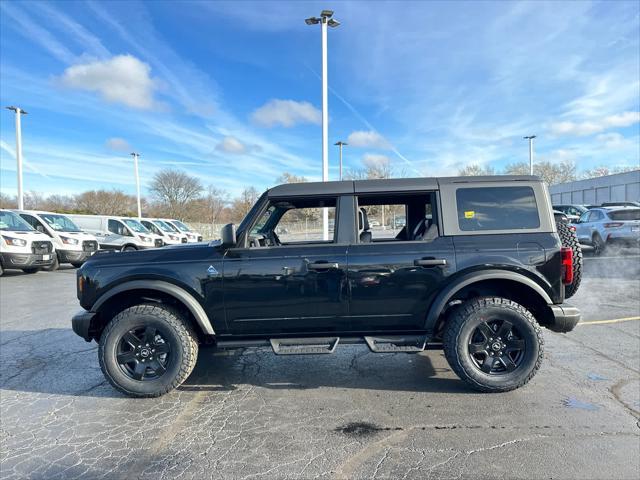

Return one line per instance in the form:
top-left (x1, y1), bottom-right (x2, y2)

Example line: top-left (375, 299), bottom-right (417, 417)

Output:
top-left (98, 304), bottom-right (198, 397)
top-left (443, 297), bottom-right (544, 393)
top-left (592, 233), bottom-right (606, 256)
top-left (556, 222), bottom-right (582, 298)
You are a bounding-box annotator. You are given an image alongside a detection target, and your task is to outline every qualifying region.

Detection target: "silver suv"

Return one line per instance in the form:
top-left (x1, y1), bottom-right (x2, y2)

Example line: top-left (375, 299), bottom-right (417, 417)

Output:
top-left (575, 207), bottom-right (640, 254)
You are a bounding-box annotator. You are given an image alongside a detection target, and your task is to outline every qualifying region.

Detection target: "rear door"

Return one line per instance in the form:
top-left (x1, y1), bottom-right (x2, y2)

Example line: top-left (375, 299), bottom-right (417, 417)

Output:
top-left (346, 191), bottom-right (456, 332)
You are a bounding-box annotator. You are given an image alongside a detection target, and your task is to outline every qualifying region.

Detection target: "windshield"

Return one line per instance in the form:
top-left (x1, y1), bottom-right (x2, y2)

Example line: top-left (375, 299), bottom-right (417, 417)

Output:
top-left (40, 213), bottom-right (82, 232)
top-left (153, 220), bottom-right (175, 233)
top-left (172, 220), bottom-right (191, 232)
top-left (161, 221), bottom-right (180, 232)
top-left (609, 209), bottom-right (640, 221)
top-left (122, 219), bottom-right (150, 233)
top-left (0, 211), bottom-right (34, 232)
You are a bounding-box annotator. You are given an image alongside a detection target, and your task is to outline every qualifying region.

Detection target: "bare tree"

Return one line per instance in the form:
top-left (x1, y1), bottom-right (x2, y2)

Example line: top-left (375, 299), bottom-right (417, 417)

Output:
top-left (149, 169), bottom-right (203, 219)
top-left (276, 172), bottom-right (307, 184)
top-left (230, 187), bottom-right (259, 222)
top-left (75, 189), bottom-right (135, 215)
top-left (24, 191), bottom-right (46, 210)
top-left (504, 160), bottom-right (576, 185)
top-left (44, 194), bottom-right (75, 212)
top-left (582, 165), bottom-right (638, 179)
top-left (203, 186), bottom-right (229, 225)
top-left (0, 192), bottom-right (17, 209)
top-left (458, 164), bottom-right (496, 176)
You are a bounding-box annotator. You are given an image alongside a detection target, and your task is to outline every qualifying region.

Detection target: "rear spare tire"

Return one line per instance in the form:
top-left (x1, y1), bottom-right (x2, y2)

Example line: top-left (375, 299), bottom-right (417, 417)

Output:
top-left (98, 304), bottom-right (198, 397)
top-left (443, 297), bottom-right (544, 393)
top-left (556, 221), bottom-right (582, 298)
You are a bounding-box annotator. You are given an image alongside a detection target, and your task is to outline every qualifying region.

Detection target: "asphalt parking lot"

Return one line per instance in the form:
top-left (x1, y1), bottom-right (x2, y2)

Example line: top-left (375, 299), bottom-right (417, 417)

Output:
top-left (1, 253), bottom-right (639, 480)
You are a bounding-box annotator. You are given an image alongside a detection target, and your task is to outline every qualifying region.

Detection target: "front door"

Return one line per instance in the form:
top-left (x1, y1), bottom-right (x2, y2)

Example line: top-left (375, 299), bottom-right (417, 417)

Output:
top-left (222, 196), bottom-right (349, 335)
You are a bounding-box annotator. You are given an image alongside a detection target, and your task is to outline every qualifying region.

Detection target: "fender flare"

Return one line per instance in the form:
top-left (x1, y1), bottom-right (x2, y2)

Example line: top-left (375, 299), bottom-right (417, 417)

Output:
top-left (424, 270), bottom-right (553, 332)
top-left (92, 280), bottom-right (215, 335)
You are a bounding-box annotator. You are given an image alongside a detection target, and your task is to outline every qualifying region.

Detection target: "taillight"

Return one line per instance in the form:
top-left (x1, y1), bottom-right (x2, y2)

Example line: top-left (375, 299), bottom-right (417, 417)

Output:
top-left (603, 222), bottom-right (623, 228)
top-left (569, 225), bottom-right (576, 232)
top-left (561, 247), bottom-right (573, 285)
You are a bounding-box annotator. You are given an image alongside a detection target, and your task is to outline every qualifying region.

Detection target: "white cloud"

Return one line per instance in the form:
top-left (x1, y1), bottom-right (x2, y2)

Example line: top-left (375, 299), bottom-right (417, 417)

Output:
top-left (105, 137), bottom-right (131, 152)
top-left (216, 136), bottom-right (246, 154)
top-left (549, 111), bottom-right (640, 137)
top-left (251, 99), bottom-right (321, 127)
top-left (347, 130), bottom-right (391, 149)
top-left (362, 153), bottom-right (391, 167)
top-left (60, 55), bottom-right (157, 109)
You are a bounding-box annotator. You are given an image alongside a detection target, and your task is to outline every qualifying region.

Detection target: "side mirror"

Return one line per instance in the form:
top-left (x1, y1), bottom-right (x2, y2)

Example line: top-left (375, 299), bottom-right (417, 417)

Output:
top-left (221, 223), bottom-right (237, 248)
top-left (36, 225), bottom-right (45, 233)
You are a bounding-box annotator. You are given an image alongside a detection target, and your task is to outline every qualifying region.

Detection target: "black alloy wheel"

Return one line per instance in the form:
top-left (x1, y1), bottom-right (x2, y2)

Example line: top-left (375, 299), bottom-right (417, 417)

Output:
top-left (467, 319), bottom-right (525, 374)
top-left (116, 326), bottom-right (171, 381)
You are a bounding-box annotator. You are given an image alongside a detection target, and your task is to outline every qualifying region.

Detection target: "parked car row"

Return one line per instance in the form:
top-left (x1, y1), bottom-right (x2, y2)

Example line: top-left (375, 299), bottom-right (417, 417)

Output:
top-left (552, 203), bottom-right (640, 255)
top-left (0, 209), bottom-right (203, 276)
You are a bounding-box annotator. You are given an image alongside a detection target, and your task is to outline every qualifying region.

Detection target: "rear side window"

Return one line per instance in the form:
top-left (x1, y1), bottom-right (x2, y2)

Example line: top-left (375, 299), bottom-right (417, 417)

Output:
top-left (609, 209), bottom-right (640, 221)
top-left (456, 186), bottom-right (540, 231)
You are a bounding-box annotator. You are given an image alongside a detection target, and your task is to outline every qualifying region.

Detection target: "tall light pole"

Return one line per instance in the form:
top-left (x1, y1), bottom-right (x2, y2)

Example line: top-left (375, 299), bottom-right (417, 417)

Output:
top-left (334, 141), bottom-right (347, 180)
top-left (6, 106), bottom-right (27, 210)
top-left (306, 10), bottom-right (340, 240)
top-left (130, 152), bottom-right (142, 219)
top-left (524, 135), bottom-right (536, 175)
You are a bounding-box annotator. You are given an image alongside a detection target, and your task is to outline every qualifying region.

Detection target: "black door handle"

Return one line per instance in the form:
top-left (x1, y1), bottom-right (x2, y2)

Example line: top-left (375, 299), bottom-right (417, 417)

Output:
top-left (308, 262), bottom-right (339, 271)
top-left (414, 258), bottom-right (447, 267)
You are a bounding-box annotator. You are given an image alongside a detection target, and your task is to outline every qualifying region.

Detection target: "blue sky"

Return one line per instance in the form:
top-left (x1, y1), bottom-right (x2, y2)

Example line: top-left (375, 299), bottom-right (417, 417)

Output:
top-left (1, 0), bottom-right (639, 198)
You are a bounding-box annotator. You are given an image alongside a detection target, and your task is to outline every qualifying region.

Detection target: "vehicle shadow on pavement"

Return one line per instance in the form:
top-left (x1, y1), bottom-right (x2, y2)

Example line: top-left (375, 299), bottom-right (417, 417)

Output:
top-left (0, 330), bottom-right (473, 398)
top-left (179, 346), bottom-right (475, 395)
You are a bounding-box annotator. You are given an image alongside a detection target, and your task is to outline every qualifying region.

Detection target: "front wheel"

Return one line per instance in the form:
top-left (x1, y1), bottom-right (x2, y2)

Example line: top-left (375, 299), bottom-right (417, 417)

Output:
top-left (43, 254), bottom-right (60, 272)
top-left (98, 304), bottom-right (199, 397)
top-left (443, 297), bottom-right (544, 393)
top-left (22, 268), bottom-right (39, 274)
top-left (71, 262), bottom-right (84, 268)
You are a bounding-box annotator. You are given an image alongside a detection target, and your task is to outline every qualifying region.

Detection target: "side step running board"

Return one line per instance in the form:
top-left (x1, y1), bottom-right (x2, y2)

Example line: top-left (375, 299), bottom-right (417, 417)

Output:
top-left (364, 335), bottom-right (428, 353)
top-left (270, 337), bottom-right (340, 355)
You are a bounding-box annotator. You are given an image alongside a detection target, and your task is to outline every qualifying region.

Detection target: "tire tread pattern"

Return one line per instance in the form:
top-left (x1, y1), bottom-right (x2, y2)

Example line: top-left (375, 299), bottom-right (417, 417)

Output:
top-left (98, 304), bottom-right (198, 398)
top-left (556, 221), bottom-right (582, 298)
top-left (443, 297), bottom-right (544, 393)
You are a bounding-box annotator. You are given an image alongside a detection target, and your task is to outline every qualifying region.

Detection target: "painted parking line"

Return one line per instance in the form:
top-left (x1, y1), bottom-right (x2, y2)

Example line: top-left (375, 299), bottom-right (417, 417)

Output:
top-left (578, 316), bottom-right (640, 326)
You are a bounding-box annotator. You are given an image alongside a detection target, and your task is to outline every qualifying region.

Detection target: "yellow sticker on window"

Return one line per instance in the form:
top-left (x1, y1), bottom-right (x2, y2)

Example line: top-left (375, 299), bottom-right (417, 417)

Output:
top-left (464, 211), bottom-right (475, 219)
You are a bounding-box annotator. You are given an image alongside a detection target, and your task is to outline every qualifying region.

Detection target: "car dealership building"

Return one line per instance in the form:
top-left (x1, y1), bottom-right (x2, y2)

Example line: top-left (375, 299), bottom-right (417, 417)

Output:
top-left (549, 169), bottom-right (640, 205)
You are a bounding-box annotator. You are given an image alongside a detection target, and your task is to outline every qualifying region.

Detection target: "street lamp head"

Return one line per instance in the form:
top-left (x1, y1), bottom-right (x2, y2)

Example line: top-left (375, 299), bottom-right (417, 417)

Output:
top-left (305, 17), bottom-right (320, 25)
top-left (130, 152), bottom-right (140, 157)
top-left (6, 106), bottom-right (27, 114)
top-left (334, 141), bottom-right (347, 146)
top-left (327, 18), bottom-right (340, 28)
top-left (523, 135), bottom-right (536, 140)
top-left (321, 10), bottom-right (334, 18)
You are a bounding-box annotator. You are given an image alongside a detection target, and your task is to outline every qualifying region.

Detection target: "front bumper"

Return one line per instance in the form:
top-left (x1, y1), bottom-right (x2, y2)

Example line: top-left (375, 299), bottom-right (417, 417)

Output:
top-left (72, 310), bottom-right (97, 342)
top-left (58, 249), bottom-right (94, 264)
top-left (547, 304), bottom-right (580, 333)
top-left (0, 251), bottom-right (54, 269)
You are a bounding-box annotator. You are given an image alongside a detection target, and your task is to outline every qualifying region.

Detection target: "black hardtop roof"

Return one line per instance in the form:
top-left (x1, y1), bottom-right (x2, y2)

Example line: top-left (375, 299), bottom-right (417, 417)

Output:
top-left (267, 175), bottom-right (541, 198)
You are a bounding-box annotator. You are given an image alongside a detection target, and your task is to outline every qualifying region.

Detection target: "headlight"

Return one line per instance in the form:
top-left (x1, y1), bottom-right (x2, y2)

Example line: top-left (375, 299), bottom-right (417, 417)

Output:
top-left (168, 234), bottom-right (179, 241)
top-left (60, 236), bottom-right (79, 245)
top-left (141, 236), bottom-right (153, 243)
top-left (2, 236), bottom-right (27, 247)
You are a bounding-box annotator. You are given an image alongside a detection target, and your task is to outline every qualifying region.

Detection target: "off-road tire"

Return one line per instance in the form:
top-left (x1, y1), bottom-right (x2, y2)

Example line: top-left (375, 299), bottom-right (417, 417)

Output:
top-left (22, 268), bottom-right (39, 274)
top-left (443, 297), bottom-right (544, 393)
top-left (556, 221), bottom-right (582, 298)
top-left (44, 254), bottom-right (60, 272)
top-left (98, 304), bottom-right (199, 398)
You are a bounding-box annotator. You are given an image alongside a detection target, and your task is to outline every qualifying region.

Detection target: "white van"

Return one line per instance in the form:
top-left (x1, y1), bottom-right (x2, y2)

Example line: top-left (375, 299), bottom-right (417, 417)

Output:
top-left (0, 209), bottom-right (55, 276)
top-left (140, 218), bottom-right (188, 245)
top-left (66, 215), bottom-right (164, 251)
top-left (160, 219), bottom-right (203, 243)
top-left (15, 210), bottom-right (99, 270)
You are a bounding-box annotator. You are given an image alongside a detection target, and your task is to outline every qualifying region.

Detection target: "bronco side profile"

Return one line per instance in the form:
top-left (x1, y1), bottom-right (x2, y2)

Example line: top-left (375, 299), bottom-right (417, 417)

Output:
top-left (72, 176), bottom-right (582, 397)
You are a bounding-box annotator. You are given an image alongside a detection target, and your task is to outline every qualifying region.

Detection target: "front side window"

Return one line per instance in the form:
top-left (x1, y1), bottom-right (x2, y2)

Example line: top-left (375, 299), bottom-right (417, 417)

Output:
top-left (108, 220), bottom-right (130, 236)
top-left (456, 186), bottom-right (539, 231)
top-left (247, 197), bottom-right (337, 247)
top-left (172, 220), bottom-right (191, 232)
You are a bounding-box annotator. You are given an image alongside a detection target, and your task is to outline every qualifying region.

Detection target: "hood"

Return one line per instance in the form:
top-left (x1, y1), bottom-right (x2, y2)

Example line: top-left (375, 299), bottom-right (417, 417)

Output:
top-left (83, 241), bottom-right (222, 268)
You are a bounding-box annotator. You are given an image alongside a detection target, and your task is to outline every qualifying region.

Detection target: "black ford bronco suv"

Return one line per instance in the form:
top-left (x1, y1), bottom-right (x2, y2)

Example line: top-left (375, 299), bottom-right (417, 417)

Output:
top-left (72, 176), bottom-right (581, 397)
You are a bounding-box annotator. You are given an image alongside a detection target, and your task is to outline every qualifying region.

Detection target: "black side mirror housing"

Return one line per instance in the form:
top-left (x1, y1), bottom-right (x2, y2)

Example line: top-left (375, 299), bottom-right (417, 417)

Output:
top-left (221, 223), bottom-right (237, 248)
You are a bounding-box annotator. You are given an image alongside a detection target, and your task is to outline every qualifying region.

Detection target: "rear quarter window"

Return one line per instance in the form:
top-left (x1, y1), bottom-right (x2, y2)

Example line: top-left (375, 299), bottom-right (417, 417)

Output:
top-left (609, 209), bottom-right (640, 221)
top-left (456, 186), bottom-right (540, 231)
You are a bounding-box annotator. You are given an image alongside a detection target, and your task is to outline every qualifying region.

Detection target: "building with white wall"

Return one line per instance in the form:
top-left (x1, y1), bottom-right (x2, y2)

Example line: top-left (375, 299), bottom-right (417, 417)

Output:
top-left (549, 170), bottom-right (640, 205)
